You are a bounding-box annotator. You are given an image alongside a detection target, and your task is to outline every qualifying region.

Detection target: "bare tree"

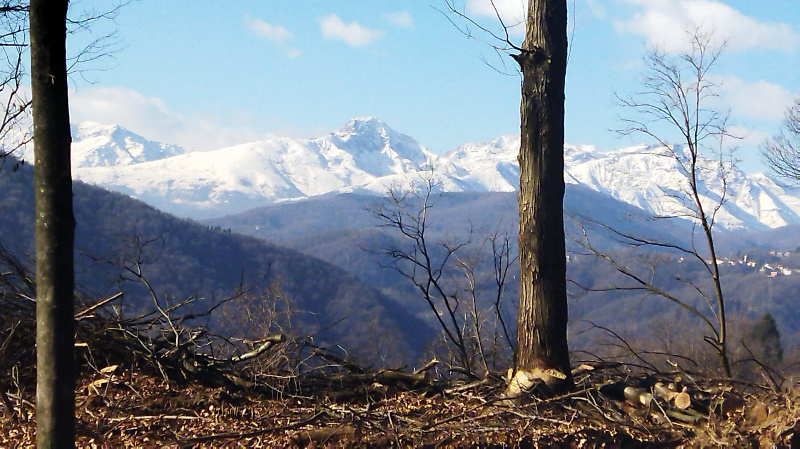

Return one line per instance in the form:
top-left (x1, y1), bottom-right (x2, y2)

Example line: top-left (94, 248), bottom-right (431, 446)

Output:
top-left (29, 0), bottom-right (75, 445)
top-left (761, 98), bottom-right (800, 184)
top-left (369, 174), bottom-right (517, 377)
top-left (444, 0), bottom-right (573, 395)
top-left (604, 30), bottom-right (734, 377)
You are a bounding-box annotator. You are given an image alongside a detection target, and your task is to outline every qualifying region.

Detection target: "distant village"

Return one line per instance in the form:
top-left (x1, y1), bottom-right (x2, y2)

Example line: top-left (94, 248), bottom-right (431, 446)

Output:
top-left (755, 251), bottom-right (796, 278)
top-left (677, 251), bottom-right (796, 278)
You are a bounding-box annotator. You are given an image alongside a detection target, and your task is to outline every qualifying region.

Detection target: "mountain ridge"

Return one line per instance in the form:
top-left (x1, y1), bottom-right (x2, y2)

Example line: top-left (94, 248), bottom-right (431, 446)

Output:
top-left (25, 118), bottom-right (800, 229)
top-left (69, 121), bottom-right (188, 168)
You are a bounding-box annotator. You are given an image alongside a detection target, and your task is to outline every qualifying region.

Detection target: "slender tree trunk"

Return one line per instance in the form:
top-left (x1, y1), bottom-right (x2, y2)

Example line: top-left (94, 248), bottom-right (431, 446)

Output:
top-left (511, 0), bottom-right (572, 393)
top-left (690, 168), bottom-right (731, 377)
top-left (30, 1), bottom-right (75, 446)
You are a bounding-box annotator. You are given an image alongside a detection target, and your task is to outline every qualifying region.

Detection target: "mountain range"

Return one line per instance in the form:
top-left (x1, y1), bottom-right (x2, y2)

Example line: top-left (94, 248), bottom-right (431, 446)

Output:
top-left (9, 117), bottom-right (799, 356)
top-left (19, 117), bottom-right (800, 230)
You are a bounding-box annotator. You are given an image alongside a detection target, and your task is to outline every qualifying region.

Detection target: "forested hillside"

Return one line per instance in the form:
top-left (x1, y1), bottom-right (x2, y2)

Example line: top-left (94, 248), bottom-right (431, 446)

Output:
top-left (207, 190), bottom-right (800, 353)
top-left (0, 160), bottom-right (433, 363)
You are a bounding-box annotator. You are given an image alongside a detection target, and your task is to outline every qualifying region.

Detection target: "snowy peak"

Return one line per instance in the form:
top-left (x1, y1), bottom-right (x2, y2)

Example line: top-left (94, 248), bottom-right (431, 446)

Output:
top-left (71, 118), bottom-right (437, 218)
top-left (63, 118), bottom-right (800, 229)
top-left (321, 116), bottom-right (434, 177)
top-left (437, 135), bottom-right (521, 192)
top-left (337, 116), bottom-right (386, 136)
top-left (70, 122), bottom-right (187, 168)
top-left (335, 116), bottom-right (408, 145)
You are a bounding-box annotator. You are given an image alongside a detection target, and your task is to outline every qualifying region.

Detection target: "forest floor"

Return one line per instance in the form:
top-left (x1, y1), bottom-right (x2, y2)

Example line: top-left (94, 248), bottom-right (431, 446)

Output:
top-left (0, 296), bottom-right (797, 447)
top-left (1, 359), bottom-right (797, 447)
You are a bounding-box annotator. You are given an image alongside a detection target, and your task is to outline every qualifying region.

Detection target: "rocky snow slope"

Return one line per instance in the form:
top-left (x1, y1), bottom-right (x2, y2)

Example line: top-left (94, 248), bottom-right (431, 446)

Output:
top-left (435, 134), bottom-right (800, 230)
top-left (26, 118), bottom-right (800, 229)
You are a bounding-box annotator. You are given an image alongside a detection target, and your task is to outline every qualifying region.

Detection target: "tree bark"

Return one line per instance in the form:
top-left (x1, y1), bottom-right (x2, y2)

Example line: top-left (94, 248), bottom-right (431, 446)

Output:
top-left (30, 0), bottom-right (75, 446)
top-left (512, 0), bottom-right (572, 393)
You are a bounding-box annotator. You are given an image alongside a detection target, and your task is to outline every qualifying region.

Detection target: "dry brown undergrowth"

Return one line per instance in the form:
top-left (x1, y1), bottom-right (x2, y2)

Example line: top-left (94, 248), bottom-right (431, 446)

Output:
top-left (1, 358), bottom-right (797, 448)
top-left (0, 287), bottom-right (796, 447)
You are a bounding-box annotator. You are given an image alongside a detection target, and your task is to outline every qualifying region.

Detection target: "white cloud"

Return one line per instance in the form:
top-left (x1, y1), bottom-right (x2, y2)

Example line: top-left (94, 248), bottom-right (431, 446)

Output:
top-left (382, 11), bottom-right (414, 29)
top-left (465, 0), bottom-right (527, 34)
top-left (724, 124), bottom-right (774, 172)
top-left (244, 16), bottom-right (299, 58)
top-left (616, 0), bottom-right (800, 53)
top-left (726, 125), bottom-right (771, 148)
top-left (718, 76), bottom-right (795, 122)
top-left (319, 14), bottom-right (383, 47)
top-left (245, 16), bottom-right (293, 44)
top-left (69, 87), bottom-right (272, 151)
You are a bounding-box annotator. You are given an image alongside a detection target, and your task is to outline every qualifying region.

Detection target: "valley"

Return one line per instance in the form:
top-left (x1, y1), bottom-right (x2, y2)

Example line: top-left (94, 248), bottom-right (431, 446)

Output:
top-left (10, 117), bottom-right (800, 361)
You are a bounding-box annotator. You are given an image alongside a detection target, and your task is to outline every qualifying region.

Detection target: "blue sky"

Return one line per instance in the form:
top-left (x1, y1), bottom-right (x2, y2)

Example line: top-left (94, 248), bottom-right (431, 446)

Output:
top-left (67, 0), bottom-right (799, 172)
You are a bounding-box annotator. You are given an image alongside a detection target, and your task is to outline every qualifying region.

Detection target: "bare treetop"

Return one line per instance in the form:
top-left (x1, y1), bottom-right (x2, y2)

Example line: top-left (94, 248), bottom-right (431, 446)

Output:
top-left (761, 99), bottom-right (800, 184)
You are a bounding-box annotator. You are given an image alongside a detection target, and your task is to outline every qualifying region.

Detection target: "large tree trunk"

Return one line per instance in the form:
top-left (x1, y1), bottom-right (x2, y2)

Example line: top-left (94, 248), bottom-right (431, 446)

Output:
top-left (30, 1), bottom-right (75, 446)
top-left (510, 0), bottom-right (572, 394)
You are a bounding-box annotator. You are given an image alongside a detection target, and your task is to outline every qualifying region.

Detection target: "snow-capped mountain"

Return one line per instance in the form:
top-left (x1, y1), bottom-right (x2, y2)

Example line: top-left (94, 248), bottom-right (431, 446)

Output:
top-left (20, 122), bottom-right (187, 168)
top-left (430, 134), bottom-right (799, 231)
top-left (71, 117), bottom-right (436, 218)
top-left (561, 144), bottom-right (800, 231)
top-left (63, 118), bottom-right (800, 229)
top-left (436, 135), bottom-right (521, 192)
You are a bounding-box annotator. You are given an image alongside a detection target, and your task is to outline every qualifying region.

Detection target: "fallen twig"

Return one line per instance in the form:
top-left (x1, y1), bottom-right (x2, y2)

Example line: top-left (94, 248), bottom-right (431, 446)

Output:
top-left (75, 292), bottom-right (124, 320)
top-left (177, 410), bottom-right (326, 444)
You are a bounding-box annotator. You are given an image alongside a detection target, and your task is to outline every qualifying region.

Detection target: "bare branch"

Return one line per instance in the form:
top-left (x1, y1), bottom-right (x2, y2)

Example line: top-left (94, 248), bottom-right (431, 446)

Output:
top-left (761, 98), bottom-right (800, 184)
top-left (438, 0), bottom-right (524, 77)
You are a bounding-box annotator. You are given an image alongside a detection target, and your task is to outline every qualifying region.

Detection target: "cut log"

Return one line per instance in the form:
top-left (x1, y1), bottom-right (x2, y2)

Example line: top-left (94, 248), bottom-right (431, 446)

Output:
top-left (653, 382), bottom-right (691, 409)
top-left (623, 386), bottom-right (653, 407)
top-left (673, 391), bottom-right (691, 410)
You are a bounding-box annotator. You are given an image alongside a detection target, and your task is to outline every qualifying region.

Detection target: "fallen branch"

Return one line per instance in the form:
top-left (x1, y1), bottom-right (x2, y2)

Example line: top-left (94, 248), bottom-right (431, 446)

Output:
top-left (75, 292), bottom-right (124, 320)
top-left (215, 334), bottom-right (285, 365)
top-left (178, 410), bottom-right (326, 444)
top-left (413, 358), bottom-right (439, 376)
top-left (308, 345), bottom-right (367, 374)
